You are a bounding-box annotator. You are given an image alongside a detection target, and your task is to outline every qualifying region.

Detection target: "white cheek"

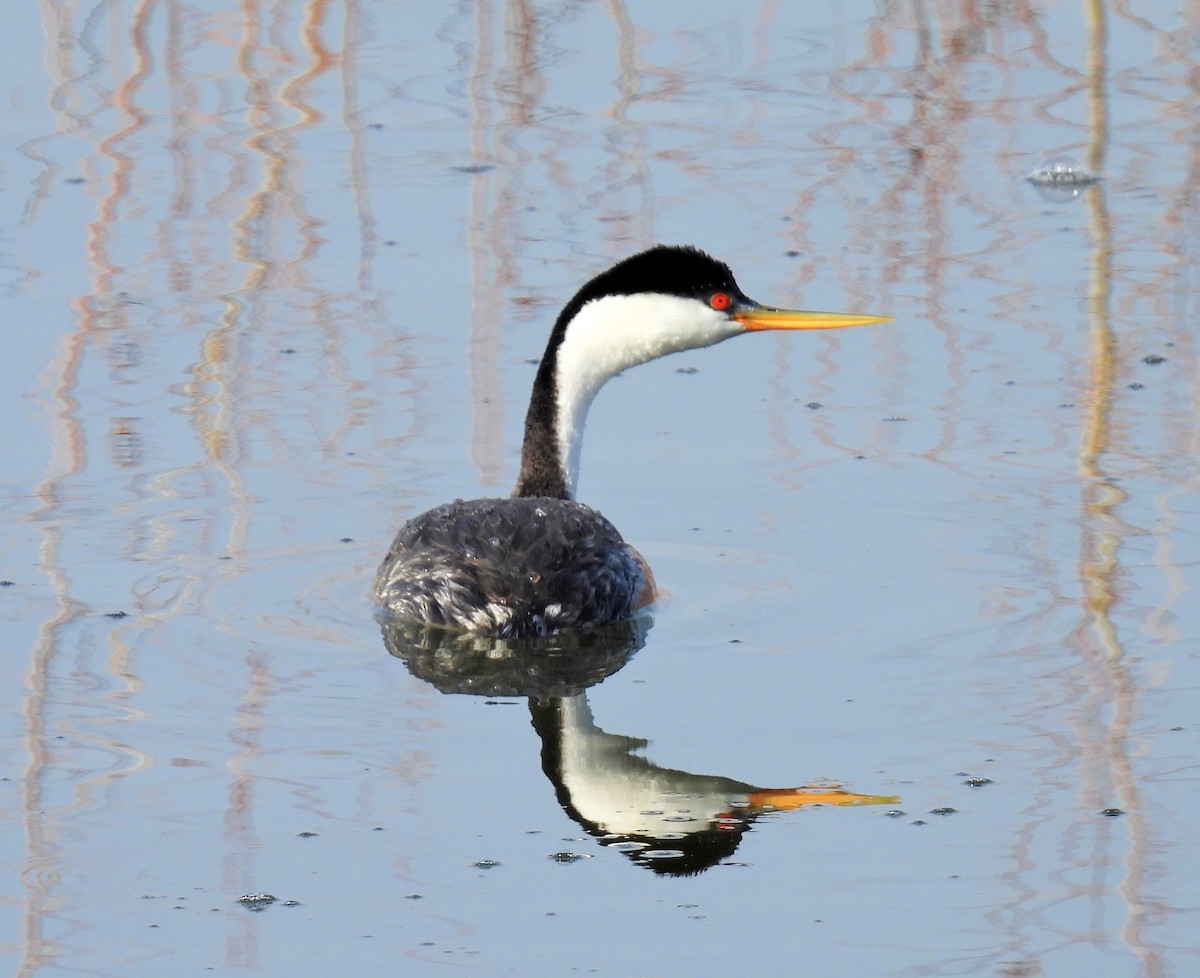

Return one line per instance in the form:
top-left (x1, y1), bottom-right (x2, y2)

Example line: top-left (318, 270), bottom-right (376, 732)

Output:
top-left (552, 293), bottom-right (740, 495)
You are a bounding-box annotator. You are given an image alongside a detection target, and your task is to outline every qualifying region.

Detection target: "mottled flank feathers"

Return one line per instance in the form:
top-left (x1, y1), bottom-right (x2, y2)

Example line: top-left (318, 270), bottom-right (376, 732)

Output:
top-left (373, 497), bottom-right (647, 638)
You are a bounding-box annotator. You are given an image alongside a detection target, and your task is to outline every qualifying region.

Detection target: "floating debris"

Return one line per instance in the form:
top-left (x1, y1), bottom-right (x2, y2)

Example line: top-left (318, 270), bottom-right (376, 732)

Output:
top-left (549, 851), bottom-right (592, 863)
top-left (237, 893), bottom-right (276, 912)
top-left (1027, 155), bottom-right (1101, 202)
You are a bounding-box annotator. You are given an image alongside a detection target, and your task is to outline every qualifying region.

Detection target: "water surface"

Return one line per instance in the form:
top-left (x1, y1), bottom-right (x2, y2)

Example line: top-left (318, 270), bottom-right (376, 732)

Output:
top-left (1, 2), bottom-right (1197, 976)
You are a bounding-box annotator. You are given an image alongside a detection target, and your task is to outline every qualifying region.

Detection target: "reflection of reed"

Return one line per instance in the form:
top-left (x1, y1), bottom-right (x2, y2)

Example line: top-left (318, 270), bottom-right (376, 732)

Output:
top-left (772, 3), bottom-right (1185, 971)
top-left (465, 0), bottom-right (509, 488)
top-left (1073, 2), bottom-right (1157, 971)
top-left (10, 0), bottom-right (1198, 970)
top-left (463, 0), bottom-right (659, 489)
top-left (19, 2), bottom-right (160, 971)
top-left (598, 0), bottom-right (653, 248)
top-left (19, 1), bottom-right (356, 972)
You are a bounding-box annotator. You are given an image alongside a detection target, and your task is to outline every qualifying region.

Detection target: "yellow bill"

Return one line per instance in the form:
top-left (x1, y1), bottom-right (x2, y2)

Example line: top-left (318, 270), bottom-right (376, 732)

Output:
top-left (734, 305), bottom-right (891, 331)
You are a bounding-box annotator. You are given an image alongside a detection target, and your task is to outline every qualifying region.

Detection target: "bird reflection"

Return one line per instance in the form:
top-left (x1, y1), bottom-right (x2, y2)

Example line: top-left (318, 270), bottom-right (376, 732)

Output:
top-left (530, 695), bottom-right (896, 876)
top-left (380, 616), bottom-right (897, 875)
top-left (379, 614), bottom-right (650, 697)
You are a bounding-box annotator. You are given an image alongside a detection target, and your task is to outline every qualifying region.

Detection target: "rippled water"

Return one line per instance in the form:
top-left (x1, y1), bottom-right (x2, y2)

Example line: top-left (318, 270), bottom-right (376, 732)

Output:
top-left (2, 2), bottom-right (1198, 976)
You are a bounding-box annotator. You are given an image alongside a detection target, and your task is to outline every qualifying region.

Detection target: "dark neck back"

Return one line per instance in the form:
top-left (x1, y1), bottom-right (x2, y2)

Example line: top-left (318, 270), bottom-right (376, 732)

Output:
top-left (513, 306), bottom-right (572, 498)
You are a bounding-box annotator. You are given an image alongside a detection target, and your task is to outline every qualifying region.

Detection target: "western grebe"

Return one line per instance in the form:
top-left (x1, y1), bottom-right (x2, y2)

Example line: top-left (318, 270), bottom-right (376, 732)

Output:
top-left (373, 245), bottom-right (888, 637)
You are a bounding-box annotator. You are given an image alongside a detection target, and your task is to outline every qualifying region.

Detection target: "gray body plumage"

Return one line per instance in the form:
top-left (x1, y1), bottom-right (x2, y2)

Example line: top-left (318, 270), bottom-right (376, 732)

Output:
top-left (373, 497), bottom-right (646, 638)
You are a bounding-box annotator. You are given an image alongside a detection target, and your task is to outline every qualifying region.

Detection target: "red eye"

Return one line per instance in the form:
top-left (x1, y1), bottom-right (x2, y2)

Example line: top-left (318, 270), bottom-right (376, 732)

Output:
top-left (709, 292), bottom-right (731, 311)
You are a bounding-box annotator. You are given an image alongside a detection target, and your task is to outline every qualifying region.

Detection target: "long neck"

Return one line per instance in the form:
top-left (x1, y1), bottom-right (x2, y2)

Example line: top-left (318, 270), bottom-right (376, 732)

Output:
top-left (513, 293), bottom-right (738, 500)
top-left (514, 353), bottom-right (573, 499)
top-left (513, 331), bottom-right (608, 500)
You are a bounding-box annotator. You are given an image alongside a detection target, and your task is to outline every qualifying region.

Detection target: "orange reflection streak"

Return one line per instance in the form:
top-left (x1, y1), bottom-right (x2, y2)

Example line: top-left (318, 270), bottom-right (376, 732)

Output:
top-left (747, 785), bottom-right (899, 810)
top-left (1072, 2), bottom-right (1158, 971)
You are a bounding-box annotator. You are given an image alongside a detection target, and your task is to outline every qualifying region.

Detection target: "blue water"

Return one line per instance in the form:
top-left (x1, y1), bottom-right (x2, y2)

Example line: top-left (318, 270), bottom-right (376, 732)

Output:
top-left (1, 2), bottom-right (1197, 975)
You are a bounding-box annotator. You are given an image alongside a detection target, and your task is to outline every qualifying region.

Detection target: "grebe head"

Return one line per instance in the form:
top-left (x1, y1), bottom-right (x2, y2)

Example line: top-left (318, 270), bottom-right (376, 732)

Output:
top-left (517, 245), bottom-right (889, 499)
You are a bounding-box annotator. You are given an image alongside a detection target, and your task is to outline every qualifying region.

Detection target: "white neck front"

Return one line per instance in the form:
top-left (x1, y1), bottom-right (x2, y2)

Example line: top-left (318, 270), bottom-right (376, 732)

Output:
top-left (551, 292), bottom-right (740, 497)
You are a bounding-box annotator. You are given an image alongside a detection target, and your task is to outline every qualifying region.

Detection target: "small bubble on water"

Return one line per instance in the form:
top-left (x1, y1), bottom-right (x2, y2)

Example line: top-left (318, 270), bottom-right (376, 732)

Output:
top-left (884, 809), bottom-right (906, 818)
top-left (1100, 807), bottom-right (1125, 817)
top-left (965, 777), bottom-right (993, 788)
top-left (930, 807), bottom-right (957, 816)
top-left (472, 859), bottom-right (502, 870)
